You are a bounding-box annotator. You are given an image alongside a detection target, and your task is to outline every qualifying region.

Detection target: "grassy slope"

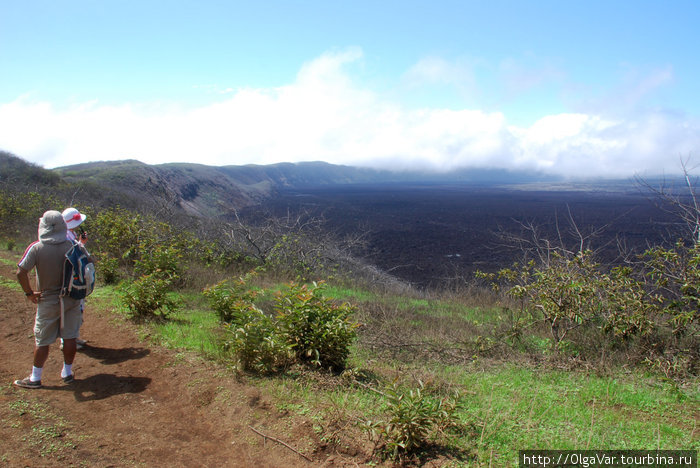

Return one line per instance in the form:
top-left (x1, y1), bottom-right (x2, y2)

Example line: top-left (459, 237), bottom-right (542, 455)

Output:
top-left (90, 272), bottom-right (698, 466)
top-left (1, 241), bottom-right (697, 466)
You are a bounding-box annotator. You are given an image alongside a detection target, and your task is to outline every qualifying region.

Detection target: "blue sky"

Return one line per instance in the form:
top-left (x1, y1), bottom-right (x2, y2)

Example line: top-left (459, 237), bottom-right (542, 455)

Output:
top-left (1, 0), bottom-right (698, 177)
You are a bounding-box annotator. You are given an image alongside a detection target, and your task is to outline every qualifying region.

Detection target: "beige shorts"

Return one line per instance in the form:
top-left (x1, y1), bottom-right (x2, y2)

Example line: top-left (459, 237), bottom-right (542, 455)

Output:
top-left (33, 294), bottom-right (81, 346)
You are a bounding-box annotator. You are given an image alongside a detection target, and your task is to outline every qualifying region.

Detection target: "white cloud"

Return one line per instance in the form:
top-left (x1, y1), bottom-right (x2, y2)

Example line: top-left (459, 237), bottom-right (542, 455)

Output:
top-left (0, 49), bottom-right (697, 178)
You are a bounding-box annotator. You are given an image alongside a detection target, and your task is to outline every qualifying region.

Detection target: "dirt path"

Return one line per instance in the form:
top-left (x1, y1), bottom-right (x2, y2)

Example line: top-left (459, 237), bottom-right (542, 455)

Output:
top-left (0, 251), bottom-right (345, 467)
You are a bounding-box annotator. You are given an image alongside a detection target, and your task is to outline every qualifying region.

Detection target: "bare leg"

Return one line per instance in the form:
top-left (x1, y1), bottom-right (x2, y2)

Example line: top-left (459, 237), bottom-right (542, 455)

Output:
top-left (33, 345), bottom-right (50, 368)
top-left (61, 338), bottom-right (77, 365)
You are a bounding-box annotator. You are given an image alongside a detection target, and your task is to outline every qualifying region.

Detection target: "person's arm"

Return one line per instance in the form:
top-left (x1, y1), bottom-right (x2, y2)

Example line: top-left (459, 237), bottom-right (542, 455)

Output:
top-left (16, 267), bottom-right (40, 304)
top-left (78, 231), bottom-right (96, 263)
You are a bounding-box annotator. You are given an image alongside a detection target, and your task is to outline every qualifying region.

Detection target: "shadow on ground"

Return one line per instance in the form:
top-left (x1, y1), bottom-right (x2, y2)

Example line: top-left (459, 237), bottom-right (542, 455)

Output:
top-left (43, 373), bottom-right (152, 401)
top-left (79, 345), bottom-right (151, 365)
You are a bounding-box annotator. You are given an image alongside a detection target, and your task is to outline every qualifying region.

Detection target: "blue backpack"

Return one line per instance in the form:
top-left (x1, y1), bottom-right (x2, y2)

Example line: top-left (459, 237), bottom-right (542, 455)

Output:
top-left (62, 241), bottom-right (96, 300)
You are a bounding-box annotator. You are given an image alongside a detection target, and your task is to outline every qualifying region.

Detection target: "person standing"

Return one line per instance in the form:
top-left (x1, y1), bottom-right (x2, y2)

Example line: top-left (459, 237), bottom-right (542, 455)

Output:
top-left (14, 211), bottom-right (81, 388)
top-left (61, 207), bottom-right (91, 349)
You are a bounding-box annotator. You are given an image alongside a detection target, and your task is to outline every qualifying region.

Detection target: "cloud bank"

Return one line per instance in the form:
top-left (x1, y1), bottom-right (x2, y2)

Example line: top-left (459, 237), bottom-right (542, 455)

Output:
top-left (0, 48), bottom-right (697, 178)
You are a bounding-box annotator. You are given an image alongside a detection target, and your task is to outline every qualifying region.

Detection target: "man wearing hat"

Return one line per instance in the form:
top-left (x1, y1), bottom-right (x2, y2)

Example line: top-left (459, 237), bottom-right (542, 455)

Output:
top-left (14, 210), bottom-right (81, 388)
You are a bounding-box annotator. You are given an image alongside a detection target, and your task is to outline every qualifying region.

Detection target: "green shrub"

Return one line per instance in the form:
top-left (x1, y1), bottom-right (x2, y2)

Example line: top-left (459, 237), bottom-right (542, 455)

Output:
top-left (203, 273), bottom-right (260, 324)
top-left (206, 278), bottom-right (359, 374)
top-left (601, 265), bottom-right (657, 339)
top-left (92, 207), bottom-right (142, 269)
top-left (643, 241), bottom-right (700, 337)
top-left (477, 244), bottom-right (699, 370)
top-left (0, 190), bottom-right (60, 240)
top-left (119, 274), bottom-right (178, 319)
top-left (134, 243), bottom-right (183, 283)
top-left (276, 282), bottom-right (358, 372)
top-left (481, 252), bottom-right (608, 349)
top-left (363, 382), bottom-right (463, 460)
top-left (223, 309), bottom-right (293, 374)
top-left (99, 256), bottom-right (120, 285)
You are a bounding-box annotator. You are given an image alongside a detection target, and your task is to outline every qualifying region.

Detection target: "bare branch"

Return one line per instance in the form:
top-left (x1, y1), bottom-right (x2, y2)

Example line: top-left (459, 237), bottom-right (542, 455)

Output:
top-left (248, 426), bottom-right (312, 462)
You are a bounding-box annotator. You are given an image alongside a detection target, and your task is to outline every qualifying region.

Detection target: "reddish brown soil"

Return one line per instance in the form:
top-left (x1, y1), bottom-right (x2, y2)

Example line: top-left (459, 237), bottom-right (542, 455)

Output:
top-left (0, 252), bottom-right (362, 467)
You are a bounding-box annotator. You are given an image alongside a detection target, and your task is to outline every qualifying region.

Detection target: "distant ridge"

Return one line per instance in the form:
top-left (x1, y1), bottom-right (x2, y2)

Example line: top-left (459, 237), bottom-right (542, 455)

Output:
top-left (3, 150), bottom-right (658, 220)
top-left (52, 159), bottom-right (563, 217)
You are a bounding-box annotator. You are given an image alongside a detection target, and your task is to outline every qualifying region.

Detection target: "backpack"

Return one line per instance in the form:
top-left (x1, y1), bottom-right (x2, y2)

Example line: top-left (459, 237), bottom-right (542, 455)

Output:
top-left (61, 241), bottom-right (96, 300)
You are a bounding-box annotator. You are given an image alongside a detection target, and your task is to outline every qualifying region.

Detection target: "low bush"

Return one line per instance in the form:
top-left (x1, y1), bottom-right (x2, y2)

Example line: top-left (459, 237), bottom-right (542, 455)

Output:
top-left (99, 256), bottom-right (120, 285)
top-left (223, 309), bottom-right (293, 373)
top-left (119, 274), bottom-right (179, 320)
top-left (134, 243), bottom-right (183, 284)
top-left (204, 277), bottom-right (359, 373)
top-left (276, 282), bottom-right (358, 372)
top-left (203, 273), bottom-right (260, 324)
top-left (363, 381), bottom-right (463, 461)
top-left (477, 244), bottom-right (699, 375)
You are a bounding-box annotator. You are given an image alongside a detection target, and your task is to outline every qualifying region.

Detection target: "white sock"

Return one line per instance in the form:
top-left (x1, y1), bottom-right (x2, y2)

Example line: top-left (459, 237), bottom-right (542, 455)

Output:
top-left (31, 366), bottom-right (43, 382)
top-left (61, 363), bottom-right (73, 378)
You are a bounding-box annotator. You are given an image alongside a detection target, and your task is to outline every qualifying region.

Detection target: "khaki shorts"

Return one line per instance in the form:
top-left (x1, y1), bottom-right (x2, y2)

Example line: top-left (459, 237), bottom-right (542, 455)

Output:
top-left (33, 294), bottom-right (81, 346)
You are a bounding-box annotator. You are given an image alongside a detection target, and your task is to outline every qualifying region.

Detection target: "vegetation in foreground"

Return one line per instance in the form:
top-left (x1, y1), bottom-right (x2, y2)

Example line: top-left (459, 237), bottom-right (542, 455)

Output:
top-left (0, 152), bottom-right (698, 465)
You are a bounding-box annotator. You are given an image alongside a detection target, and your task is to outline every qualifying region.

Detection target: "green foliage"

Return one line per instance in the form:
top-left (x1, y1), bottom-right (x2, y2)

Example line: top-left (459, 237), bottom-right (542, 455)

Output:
top-left (134, 242), bottom-right (183, 283)
top-left (643, 241), bottom-right (700, 336)
top-left (601, 266), bottom-right (657, 339)
top-left (205, 277), bottom-right (358, 373)
top-left (206, 274), bottom-right (293, 373)
top-left (276, 282), bottom-right (358, 371)
top-left (266, 233), bottom-right (320, 281)
top-left (90, 206), bottom-right (251, 289)
top-left (199, 238), bottom-right (256, 270)
top-left (482, 252), bottom-right (610, 348)
top-left (119, 274), bottom-right (179, 319)
top-left (203, 273), bottom-right (260, 324)
top-left (0, 190), bottom-right (61, 239)
top-left (223, 309), bottom-right (293, 374)
top-left (478, 244), bottom-right (698, 373)
top-left (98, 256), bottom-right (120, 285)
top-left (363, 381), bottom-right (463, 460)
top-left (91, 207), bottom-right (143, 269)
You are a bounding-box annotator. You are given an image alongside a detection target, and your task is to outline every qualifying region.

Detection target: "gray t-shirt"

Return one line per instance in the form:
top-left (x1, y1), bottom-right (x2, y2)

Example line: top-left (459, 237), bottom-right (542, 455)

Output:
top-left (18, 240), bottom-right (72, 296)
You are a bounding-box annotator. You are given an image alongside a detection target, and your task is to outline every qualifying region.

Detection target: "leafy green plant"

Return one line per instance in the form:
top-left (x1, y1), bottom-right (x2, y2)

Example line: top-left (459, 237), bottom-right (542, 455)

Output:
top-left (480, 251), bottom-right (664, 351)
top-left (643, 241), bottom-right (700, 336)
top-left (203, 273), bottom-right (260, 324)
top-left (119, 274), bottom-right (178, 319)
top-left (363, 381), bottom-right (463, 461)
top-left (483, 252), bottom-right (608, 349)
top-left (223, 309), bottom-right (293, 373)
top-left (91, 207), bottom-right (143, 269)
top-left (0, 190), bottom-right (60, 240)
top-left (99, 256), bottom-right (120, 285)
top-left (205, 277), bottom-right (357, 373)
top-left (276, 281), bottom-right (358, 372)
top-left (134, 243), bottom-right (183, 283)
top-left (601, 265), bottom-right (657, 339)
